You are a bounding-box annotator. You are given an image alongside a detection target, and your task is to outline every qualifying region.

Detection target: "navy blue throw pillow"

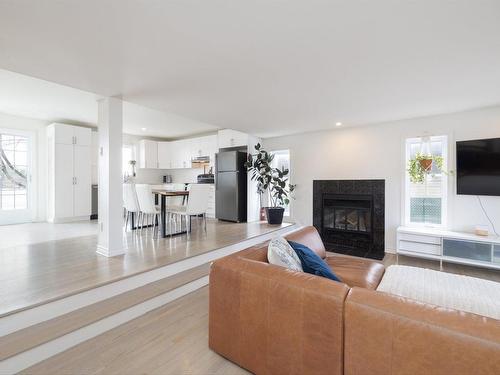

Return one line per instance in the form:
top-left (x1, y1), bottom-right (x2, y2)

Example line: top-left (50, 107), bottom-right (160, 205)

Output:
top-left (288, 240), bottom-right (342, 282)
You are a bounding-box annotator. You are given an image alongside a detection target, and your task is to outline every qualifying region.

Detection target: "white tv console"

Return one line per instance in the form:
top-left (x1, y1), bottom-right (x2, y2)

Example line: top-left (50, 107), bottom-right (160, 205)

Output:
top-left (397, 226), bottom-right (500, 270)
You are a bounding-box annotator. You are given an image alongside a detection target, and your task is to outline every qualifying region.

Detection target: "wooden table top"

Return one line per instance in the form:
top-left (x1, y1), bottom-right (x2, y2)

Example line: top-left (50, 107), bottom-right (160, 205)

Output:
top-left (152, 189), bottom-right (189, 196)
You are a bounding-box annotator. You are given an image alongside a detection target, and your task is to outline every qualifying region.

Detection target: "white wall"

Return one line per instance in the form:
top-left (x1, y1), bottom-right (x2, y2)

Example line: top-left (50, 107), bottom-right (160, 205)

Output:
top-left (0, 112), bottom-right (49, 222)
top-left (263, 105), bottom-right (500, 252)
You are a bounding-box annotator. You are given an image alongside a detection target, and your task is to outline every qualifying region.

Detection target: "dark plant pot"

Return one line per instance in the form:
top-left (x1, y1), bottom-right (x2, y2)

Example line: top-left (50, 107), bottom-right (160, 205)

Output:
top-left (265, 207), bottom-right (285, 225)
top-left (259, 207), bottom-right (267, 221)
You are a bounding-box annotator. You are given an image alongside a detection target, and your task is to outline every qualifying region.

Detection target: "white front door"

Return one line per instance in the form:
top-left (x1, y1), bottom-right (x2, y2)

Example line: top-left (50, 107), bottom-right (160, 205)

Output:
top-left (0, 129), bottom-right (35, 225)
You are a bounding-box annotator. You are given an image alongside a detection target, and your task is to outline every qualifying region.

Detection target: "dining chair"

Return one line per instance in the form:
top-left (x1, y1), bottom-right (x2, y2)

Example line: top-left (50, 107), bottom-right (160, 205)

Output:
top-left (135, 184), bottom-right (161, 234)
top-left (167, 183), bottom-right (187, 206)
top-left (166, 184), bottom-right (211, 234)
top-left (123, 183), bottom-right (140, 231)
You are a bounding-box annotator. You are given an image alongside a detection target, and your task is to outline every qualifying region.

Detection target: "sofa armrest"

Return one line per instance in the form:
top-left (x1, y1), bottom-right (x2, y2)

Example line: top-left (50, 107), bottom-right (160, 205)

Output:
top-left (209, 256), bottom-right (350, 375)
top-left (344, 287), bottom-right (500, 375)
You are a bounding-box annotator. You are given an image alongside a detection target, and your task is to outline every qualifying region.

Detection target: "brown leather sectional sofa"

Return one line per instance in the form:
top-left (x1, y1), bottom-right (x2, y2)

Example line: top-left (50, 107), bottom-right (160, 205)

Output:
top-left (209, 226), bottom-right (500, 375)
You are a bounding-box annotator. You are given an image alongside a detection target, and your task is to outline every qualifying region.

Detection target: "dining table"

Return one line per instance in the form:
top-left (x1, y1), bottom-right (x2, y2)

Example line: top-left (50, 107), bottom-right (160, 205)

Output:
top-left (129, 188), bottom-right (189, 238)
top-left (152, 189), bottom-right (190, 238)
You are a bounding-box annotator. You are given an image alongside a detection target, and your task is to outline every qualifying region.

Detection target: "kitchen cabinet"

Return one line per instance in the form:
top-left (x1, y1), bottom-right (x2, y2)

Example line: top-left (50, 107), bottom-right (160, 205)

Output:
top-left (138, 134), bottom-right (218, 170)
top-left (169, 140), bottom-right (191, 169)
top-left (158, 142), bottom-right (171, 169)
top-left (206, 184), bottom-right (216, 218)
top-left (47, 123), bottom-right (92, 222)
top-left (139, 140), bottom-right (158, 169)
top-left (218, 129), bottom-right (248, 149)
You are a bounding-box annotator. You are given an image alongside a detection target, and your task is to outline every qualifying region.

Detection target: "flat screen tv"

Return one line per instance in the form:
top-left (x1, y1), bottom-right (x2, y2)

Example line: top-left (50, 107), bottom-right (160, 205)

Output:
top-left (456, 137), bottom-right (500, 196)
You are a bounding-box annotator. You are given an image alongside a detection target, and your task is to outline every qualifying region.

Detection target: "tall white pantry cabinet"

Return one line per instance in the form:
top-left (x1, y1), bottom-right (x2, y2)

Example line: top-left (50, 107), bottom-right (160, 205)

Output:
top-left (47, 123), bottom-right (92, 222)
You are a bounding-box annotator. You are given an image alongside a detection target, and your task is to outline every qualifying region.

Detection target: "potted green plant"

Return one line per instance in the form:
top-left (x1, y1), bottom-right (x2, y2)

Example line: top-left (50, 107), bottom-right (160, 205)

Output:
top-left (246, 144), bottom-right (295, 225)
top-left (407, 153), bottom-right (445, 183)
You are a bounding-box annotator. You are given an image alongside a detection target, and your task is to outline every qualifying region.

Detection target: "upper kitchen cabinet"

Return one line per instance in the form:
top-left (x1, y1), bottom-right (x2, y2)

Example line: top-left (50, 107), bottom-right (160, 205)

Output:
top-left (218, 129), bottom-right (248, 149)
top-left (139, 140), bottom-right (158, 169)
top-left (191, 135), bottom-right (217, 157)
top-left (169, 139), bottom-right (191, 169)
top-left (138, 134), bottom-right (218, 169)
top-left (157, 142), bottom-right (171, 169)
top-left (52, 123), bottom-right (92, 146)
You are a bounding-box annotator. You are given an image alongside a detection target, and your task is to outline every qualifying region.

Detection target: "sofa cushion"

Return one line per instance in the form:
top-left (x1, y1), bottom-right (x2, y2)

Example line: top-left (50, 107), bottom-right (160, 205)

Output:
top-left (288, 241), bottom-right (342, 282)
top-left (267, 237), bottom-right (303, 272)
top-left (324, 253), bottom-right (384, 289)
top-left (285, 226), bottom-right (326, 259)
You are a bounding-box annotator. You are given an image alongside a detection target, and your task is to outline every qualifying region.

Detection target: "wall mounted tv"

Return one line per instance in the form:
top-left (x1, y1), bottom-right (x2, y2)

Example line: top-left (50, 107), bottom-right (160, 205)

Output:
top-left (456, 137), bottom-right (500, 196)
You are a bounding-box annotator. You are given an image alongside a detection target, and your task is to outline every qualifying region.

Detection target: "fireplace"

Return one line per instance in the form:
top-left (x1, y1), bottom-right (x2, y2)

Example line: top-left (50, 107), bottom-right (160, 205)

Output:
top-left (313, 180), bottom-right (384, 260)
top-left (323, 194), bottom-right (372, 234)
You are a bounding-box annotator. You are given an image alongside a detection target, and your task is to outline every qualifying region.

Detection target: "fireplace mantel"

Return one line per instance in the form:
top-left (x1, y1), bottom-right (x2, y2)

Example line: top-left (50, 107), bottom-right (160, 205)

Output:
top-left (313, 179), bottom-right (385, 259)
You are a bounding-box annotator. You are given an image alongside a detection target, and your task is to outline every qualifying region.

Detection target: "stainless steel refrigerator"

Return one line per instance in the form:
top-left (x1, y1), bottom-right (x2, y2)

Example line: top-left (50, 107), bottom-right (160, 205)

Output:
top-left (215, 151), bottom-right (247, 222)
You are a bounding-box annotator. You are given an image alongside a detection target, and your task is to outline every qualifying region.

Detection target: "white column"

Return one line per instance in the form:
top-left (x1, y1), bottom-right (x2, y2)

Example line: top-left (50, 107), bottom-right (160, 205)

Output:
top-left (96, 97), bottom-right (125, 257)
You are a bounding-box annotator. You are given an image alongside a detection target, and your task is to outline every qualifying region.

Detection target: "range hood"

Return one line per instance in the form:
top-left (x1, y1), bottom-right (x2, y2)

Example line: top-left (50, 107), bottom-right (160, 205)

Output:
top-left (191, 155), bottom-right (210, 167)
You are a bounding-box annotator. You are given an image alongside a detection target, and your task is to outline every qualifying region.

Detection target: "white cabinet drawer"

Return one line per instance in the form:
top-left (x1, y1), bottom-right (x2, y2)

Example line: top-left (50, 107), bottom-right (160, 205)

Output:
top-left (399, 240), bottom-right (441, 255)
top-left (398, 233), bottom-right (441, 245)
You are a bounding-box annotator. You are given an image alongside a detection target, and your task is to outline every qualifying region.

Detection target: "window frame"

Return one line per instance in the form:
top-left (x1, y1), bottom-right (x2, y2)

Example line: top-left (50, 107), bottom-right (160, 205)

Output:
top-left (403, 135), bottom-right (449, 229)
top-left (0, 127), bottom-right (35, 224)
top-left (269, 149), bottom-right (292, 219)
top-left (122, 143), bottom-right (136, 179)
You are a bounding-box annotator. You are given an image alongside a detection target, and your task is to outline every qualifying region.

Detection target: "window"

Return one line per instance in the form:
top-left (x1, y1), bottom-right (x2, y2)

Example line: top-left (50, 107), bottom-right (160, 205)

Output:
top-left (270, 149), bottom-right (291, 216)
top-left (122, 144), bottom-right (136, 180)
top-left (405, 136), bottom-right (448, 227)
top-left (0, 132), bottom-right (29, 210)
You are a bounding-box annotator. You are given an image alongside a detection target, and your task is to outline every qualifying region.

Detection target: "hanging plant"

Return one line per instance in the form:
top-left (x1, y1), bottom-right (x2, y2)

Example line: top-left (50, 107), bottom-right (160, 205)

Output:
top-left (407, 153), bottom-right (445, 183)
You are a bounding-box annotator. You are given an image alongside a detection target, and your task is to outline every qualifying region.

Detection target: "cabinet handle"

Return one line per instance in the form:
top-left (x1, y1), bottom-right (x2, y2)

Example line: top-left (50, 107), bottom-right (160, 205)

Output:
top-left (75, 177), bottom-right (77, 185)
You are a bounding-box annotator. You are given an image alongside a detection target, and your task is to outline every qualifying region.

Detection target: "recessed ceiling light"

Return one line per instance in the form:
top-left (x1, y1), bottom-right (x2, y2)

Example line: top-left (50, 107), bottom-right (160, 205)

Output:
top-left (141, 127), bottom-right (147, 131)
top-left (335, 122), bottom-right (342, 127)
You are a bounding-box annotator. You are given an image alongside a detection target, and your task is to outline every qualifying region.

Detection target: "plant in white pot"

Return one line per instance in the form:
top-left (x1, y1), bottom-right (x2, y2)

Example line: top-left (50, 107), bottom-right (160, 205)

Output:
top-left (246, 144), bottom-right (295, 224)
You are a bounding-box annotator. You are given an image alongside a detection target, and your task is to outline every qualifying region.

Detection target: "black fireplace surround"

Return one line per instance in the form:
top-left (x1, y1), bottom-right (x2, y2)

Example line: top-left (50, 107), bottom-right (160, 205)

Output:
top-left (313, 180), bottom-right (385, 260)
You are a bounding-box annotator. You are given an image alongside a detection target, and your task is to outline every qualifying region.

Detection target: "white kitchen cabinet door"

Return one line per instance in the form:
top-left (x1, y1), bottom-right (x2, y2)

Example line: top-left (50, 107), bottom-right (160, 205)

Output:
top-left (170, 139), bottom-right (191, 168)
top-left (206, 184), bottom-right (216, 218)
top-left (189, 137), bottom-right (201, 158)
top-left (73, 126), bottom-right (92, 146)
top-left (181, 139), bottom-right (193, 168)
top-left (54, 143), bottom-right (74, 218)
top-left (53, 123), bottom-right (75, 145)
top-left (169, 141), bottom-right (181, 169)
top-left (73, 145), bottom-right (92, 216)
top-left (139, 140), bottom-right (158, 169)
top-left (158, 142), bottom-right (171, 169)
top-left (197, 135), bottom-right (215, 157)
top-left (217, 129), bottom-right (248, 149)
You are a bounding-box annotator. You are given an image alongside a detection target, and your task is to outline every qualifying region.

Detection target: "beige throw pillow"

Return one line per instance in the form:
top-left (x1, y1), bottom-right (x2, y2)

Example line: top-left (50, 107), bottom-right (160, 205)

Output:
top-left (267, 236), bottom-right (303, 272)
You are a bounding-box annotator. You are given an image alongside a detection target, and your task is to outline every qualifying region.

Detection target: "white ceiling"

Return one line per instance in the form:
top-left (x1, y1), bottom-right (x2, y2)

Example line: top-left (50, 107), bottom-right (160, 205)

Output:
top-left (0, 69), bottom-right (218, 138)
top-left (1, 0), bottom-right (500, 138)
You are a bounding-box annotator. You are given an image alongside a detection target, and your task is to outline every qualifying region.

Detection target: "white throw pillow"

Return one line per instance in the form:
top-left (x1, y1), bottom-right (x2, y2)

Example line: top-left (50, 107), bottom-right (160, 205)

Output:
top-left (267, 237), bottom-right (303, 272)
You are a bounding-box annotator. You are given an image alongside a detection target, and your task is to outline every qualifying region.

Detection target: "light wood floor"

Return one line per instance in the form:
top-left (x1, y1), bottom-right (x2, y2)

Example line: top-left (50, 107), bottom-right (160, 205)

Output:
top-left (23, 287), bottom-right (249, 375)
top-left (0, 219), bottom-right (292, 317)
top-left (21, 253), bottom-right (500, 375)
